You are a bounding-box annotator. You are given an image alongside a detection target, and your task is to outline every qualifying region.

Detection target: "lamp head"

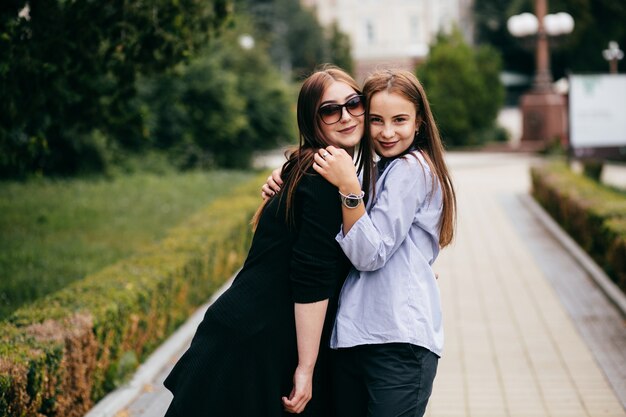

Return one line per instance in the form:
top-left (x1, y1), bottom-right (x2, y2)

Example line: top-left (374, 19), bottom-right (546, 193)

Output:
top-left (507, 13), bottom-right (539, 37)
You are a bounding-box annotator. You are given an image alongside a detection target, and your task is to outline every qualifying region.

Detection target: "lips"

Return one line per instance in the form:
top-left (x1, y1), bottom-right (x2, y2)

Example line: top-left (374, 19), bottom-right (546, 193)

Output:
top-left (377, 141), bottom-right (398, 148)
top-left (339, 125), bottom-right (357, 134)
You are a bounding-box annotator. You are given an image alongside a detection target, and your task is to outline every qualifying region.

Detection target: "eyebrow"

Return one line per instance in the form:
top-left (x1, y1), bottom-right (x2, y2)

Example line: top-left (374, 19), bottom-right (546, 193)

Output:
top-left (319, 93), bottom-right (359, 107)
top-left (369, 112), bottom-right (411, 118)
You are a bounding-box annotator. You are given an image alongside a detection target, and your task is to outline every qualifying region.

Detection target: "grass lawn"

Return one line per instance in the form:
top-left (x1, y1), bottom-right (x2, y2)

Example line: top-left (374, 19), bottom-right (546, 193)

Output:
top-left (0, 170), bottom-right (258, 319)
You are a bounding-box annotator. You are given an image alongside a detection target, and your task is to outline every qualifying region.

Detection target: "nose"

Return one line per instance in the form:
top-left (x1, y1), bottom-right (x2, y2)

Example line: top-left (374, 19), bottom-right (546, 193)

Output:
top-left (340, 106), bottom-right (352, 122)
top-left (381, 125), bottom-right (395, 139)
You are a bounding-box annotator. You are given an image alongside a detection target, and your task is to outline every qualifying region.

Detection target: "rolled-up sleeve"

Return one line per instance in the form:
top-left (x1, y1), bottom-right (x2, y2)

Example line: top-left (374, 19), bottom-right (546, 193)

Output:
top-left (290, 175), bottom-right (344, 303)
top-left (336, 158), bottom-right (431, 271)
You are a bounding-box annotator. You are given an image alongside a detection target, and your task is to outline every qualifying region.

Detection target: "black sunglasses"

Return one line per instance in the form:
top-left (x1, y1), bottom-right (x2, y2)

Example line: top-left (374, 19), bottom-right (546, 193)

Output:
top-left (318, 95), bottom-right (365, 125)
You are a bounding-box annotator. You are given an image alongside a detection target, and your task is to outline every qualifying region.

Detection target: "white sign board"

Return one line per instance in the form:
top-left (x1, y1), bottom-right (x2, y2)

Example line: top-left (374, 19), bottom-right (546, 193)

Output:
top-left (569, 74), bottom-right (626, 149)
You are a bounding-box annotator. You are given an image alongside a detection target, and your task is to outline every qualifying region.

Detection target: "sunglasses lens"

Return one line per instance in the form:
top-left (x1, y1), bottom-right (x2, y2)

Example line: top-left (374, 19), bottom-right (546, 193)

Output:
top-left (319, 105), bottom-right (342, 124)
top-left (318, 95), bottom-right (364, 124)
top-left (346, 96), bottom-right (364, 115)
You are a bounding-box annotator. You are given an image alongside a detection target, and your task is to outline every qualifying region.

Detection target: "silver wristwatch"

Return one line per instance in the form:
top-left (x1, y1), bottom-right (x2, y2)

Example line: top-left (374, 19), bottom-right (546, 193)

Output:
top-left (339, 190), bottom-right (364, 209)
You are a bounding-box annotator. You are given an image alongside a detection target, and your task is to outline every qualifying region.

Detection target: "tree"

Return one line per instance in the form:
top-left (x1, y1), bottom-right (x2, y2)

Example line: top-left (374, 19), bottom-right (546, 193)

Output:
top-left (140, 18), bottom-right (294, 169)
top-left (328, 21), bottom-right (354, 75)
top-left (285, 3), bottom-right (328, 78)
top-left (0, 0), bottom-right (232, 177)
top-left (417, 29), bottom-right (505, 147)
top-left (234, 0), bottom-right (353, 79)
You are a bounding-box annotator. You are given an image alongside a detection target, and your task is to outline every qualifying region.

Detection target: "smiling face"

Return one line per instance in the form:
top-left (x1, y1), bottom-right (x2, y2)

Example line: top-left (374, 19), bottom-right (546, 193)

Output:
top-left (368, 90), bottom-right (421, 158)
top-left (317, 81), bottom-right (365, 154)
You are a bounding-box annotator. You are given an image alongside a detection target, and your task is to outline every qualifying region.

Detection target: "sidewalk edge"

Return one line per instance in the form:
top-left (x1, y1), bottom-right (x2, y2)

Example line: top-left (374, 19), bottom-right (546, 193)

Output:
top-left (520, 194), bottom-right (626, 318)
top-left (84, 276), bottom-right (236, 417)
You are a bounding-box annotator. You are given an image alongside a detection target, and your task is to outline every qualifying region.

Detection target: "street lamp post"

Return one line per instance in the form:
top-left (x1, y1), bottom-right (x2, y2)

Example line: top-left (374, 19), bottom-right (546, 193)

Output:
top-left (507, 0), bottom-right (574, 147)
top-left (602, 41), bottom-right (624, 74)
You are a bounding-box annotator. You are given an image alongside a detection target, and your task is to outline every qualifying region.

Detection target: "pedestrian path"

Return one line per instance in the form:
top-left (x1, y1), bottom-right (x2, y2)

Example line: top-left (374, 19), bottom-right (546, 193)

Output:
top-left (426, 152), bottom-right (625, 417)
top-left (88, 152), bottom-right (626, 417)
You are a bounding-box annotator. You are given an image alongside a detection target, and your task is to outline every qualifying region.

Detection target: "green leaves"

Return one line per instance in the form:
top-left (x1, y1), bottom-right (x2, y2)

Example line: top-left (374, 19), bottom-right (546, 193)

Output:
top-left (236, 0), bottom-right (353, 79)
top-left (0, 0), bottom-right (234, 177)
top-left (417, 28), bottom-right (505, 147)
top-left (140, 16), bottom-right (294, 169)
top-left (1, 0), bottom-right (348, 177)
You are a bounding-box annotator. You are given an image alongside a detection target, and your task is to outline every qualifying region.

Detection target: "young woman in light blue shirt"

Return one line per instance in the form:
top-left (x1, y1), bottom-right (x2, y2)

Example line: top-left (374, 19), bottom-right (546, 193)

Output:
top-left (311, 69), bottom-right (456, 417)
top-left (265, 69), bottom-right (456, 416)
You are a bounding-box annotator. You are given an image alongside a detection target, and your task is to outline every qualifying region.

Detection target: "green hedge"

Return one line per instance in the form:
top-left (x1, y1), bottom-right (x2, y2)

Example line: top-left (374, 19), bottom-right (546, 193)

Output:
top-left (0, 171), bottom-right (267, 417)
top-left (531, 161), bottom-right (626, 292)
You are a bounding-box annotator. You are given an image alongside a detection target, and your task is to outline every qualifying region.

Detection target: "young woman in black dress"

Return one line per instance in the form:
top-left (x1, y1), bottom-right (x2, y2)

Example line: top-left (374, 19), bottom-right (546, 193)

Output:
top-left (163, 66), bottom-right (375, 417)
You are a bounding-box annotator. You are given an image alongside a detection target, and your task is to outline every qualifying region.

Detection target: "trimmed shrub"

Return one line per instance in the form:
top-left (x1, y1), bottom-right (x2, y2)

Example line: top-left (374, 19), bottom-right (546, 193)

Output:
top-left (531, 160), bottom-right (626, 292)
top-left (0, 171), bottom-right (267, 417)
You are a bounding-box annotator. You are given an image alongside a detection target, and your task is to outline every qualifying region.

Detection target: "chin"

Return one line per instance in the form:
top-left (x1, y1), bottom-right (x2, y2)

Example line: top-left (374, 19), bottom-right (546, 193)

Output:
top-left (374, 148), bottom-right (390, 157)
top-left (340, 137), bottom-right (361, 149)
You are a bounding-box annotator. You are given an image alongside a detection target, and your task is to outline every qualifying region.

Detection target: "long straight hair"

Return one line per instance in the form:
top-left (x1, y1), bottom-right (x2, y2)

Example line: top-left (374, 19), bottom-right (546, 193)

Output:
top-left (252, 65), bottom-right (374, 228)
top-left (363, 69), bottom-right (456, 247)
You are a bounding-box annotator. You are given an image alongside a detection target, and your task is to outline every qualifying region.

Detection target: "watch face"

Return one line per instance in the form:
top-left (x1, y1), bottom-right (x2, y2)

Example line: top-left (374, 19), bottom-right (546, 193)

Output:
top-left (340, 191), bottom-right (364, 209)
top-left (344, 197), bottom-right (360, 208)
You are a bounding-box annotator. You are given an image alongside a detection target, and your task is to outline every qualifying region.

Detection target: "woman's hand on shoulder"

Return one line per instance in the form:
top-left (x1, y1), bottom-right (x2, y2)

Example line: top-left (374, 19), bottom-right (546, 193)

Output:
top-left (312, 146), bottom-right (360, 193)
top-left (261, 168), bottom-right (283, 200)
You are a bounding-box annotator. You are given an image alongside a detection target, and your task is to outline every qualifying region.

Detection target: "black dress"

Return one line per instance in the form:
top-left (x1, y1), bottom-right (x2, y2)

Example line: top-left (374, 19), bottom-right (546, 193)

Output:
top-left (163, 171), bottom-right (350, 417)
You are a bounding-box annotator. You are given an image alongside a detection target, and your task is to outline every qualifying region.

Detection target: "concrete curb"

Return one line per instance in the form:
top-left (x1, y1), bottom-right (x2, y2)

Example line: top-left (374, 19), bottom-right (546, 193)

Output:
top-left (84, 276), bottom-right (235, 417)
top-left (520, 194), bottom-right (626, 318)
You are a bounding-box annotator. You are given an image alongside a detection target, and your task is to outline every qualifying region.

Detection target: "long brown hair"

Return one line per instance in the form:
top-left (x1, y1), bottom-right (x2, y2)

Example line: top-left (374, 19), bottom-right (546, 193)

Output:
top-left (363, 69), bottom-right (456, 248)
top-left (252, 65), bottom-right (374, 228)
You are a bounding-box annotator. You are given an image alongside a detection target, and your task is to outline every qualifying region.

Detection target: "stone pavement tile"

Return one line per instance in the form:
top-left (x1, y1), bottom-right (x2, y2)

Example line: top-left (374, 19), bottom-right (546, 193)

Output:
top-left (509, 409), bottom-right (550, 417)
top-left (118, 383), bottom-right (170, 417)
top-left (124, 360), bottom-right (173, 417)
top-left (585, 401), bottom-right (626, 416)
top-left (425, 406), bottom-right (467, 417)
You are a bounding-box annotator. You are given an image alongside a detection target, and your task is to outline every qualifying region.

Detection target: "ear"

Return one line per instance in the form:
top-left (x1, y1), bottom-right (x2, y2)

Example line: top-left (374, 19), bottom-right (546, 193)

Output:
top-left (415, 115), bottom-right (423, 132)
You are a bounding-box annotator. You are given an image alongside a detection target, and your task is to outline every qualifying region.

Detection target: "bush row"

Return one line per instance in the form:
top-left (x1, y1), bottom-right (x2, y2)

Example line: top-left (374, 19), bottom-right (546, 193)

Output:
top-left (531, 161), bottom-right (626, 292)
top-left (0, 171), bottom-right (267, 417)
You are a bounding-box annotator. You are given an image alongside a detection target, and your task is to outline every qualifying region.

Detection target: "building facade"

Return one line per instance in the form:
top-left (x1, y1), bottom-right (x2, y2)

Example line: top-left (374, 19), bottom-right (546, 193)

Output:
top-left (301, 0), bottom-right (473, 81)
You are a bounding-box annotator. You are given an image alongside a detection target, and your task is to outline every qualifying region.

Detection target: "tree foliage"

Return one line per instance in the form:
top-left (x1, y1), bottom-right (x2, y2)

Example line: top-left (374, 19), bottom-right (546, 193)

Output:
top-left (235, 0), bottom-right (354, 78)
top-left (417, 29), bottom-right (505, 147)
top-left (0, 0), bottom-right (231, 177)
top-left (328, 21), bottom-right (354, 75)
top-left (1, 0), bottom-right (346, 178)
top-left (140, 18), bottom-right (294, 169)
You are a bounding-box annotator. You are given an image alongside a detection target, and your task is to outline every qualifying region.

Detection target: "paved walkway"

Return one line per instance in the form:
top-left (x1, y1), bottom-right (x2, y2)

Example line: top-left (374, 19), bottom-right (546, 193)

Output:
top-left (88, 152), bottom-right (626, 417)
top-left (426, 153), bottom-right (625, 417)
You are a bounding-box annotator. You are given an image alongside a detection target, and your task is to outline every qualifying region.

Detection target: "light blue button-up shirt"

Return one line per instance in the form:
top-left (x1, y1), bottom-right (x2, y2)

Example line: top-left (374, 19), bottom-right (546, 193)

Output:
top-left (330, 151), bottom-right (444, 356)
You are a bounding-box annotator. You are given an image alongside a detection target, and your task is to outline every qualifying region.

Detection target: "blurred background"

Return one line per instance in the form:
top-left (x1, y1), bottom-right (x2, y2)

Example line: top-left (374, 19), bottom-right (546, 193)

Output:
top-left (1, 0), bottom-right (624, 179)
top-left (1, 2), bottom-right (625, 416)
